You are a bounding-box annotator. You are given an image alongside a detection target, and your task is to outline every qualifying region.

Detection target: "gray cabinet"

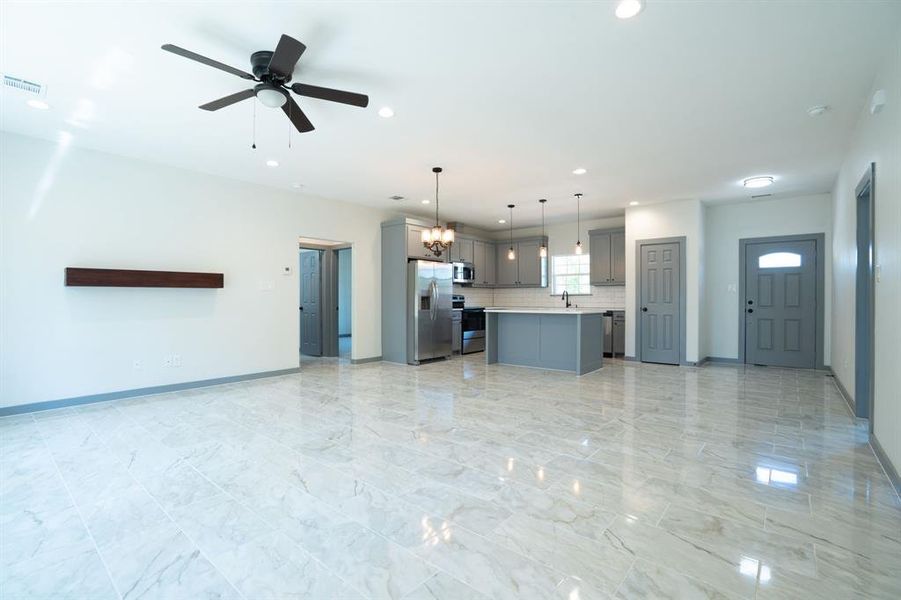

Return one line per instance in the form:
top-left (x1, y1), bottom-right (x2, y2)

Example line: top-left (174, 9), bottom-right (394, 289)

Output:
top-left (517, 240), bottom-right (544, 286)
top-left (450, 237), bottom-right (474, 263)
top-left (407, 224), bottom-right (447, 262)
top-left (472, 240), bottom-right (496, 286)
top-left (589, 228), bottom-right (625, 285)
top-left (495, 243), bottom-right (518, 286)
top-left (494, 238), bottom-right (547, 287)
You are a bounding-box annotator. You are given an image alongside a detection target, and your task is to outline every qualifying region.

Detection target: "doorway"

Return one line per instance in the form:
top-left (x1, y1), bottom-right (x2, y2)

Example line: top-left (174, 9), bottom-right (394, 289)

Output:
top-left (636, 237), bottom-right (685, 365)
top-left (298, 238), bottom-right (352, 361)
top-left (855, 163), bottom-right (875, 421)
top-left (738, 234), bottom-right (825, 369)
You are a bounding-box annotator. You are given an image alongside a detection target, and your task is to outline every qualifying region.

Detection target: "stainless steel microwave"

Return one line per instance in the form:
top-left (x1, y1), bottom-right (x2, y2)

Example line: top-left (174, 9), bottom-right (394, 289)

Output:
top-left (452, 262), bottom-right (475, 284)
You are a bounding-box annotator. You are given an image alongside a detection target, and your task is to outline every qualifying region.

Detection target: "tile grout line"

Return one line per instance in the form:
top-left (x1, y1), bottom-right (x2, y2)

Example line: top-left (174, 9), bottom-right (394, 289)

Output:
top-left (31, 413), bottom-right (124, 600)
top-left (74, 405), bottom-right (250, 600)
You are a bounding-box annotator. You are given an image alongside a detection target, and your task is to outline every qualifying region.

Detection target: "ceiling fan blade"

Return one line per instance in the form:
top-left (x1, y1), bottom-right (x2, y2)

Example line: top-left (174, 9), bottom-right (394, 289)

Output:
top-left (268, 35), bottom-right (306, 79)
top-left (290, 83), bottom-right (369, 108)
top-left (199, 89), bottom-right (256, 111)
top-left (161, 44), bottom-right (255, 80)
top-left (282, 97), bottom-right (315, 133)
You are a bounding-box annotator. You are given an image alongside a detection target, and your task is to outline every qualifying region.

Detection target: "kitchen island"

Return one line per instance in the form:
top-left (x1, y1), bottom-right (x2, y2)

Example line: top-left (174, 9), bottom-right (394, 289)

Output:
top-left (485, 307), bottom-right (604, 375)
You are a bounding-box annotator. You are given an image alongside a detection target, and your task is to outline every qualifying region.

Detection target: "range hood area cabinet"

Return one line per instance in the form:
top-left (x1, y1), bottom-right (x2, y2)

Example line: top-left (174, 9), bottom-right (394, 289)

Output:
top-left (449, 237), bottom-right (474, 264)
top-left (494, 237), bottom-right (548, 287)
top-left (589, 228), bottom-right (626, 285)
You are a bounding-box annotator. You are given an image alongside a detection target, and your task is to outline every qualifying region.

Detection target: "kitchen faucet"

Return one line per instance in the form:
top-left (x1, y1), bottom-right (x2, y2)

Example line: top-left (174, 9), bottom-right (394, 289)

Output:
top-left (562, 290), bottom-right (571, 308)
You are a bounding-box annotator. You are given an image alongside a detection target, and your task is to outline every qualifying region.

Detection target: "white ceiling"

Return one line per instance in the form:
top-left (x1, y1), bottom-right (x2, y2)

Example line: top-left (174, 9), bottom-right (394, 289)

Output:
top-left (2, 1), bottom-right (899, 229)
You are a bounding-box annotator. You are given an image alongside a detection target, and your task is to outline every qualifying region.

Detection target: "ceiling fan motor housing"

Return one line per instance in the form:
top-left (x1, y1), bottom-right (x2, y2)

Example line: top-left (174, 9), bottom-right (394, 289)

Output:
top-left (250, 50), bottom-right (289, 82)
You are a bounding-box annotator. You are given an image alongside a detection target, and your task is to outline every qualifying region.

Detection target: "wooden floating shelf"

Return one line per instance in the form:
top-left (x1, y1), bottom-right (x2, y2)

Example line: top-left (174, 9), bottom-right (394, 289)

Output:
top-left (65, 267), bottom-right (224, 288)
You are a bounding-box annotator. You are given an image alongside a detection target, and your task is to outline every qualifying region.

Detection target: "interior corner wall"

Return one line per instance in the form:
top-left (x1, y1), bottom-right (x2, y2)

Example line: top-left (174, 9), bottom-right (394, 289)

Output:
top-left (625, 199), bottom-right (703, 363)
top-left (831, 29), bottom-right (901, 468)
top-left (0, 132), bottom-right (394, 409)
top-left (703, 193), bottom-right (833, 362)
top-left (338, 248), bottom-right (352, 336)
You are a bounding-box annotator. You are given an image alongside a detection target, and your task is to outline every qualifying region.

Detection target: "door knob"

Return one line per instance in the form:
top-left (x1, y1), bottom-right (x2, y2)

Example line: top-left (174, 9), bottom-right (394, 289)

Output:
top-left (641, 307), bottom-right (648, 312)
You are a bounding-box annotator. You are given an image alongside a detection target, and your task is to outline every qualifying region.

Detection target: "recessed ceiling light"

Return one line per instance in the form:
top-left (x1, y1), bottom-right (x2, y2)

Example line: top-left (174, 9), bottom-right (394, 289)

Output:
top-left (266, 159), bottom-right (279, 168)
top-left (615, 0), bottom-right (644, 19)
top-left (26, 99), bottom-right (49, 110)
top-left (572, 168), bottom-right (587, 175)
top-left (743, 176), bottom-right (774, 189)
top-left (629, 201), bottom-right (640, 206)
top-left (292, 182), bottom-right (303, 189)
top-left (378, 106), bottom-right (394, 118)
top-left (498, 219), bottom-right (506, 224)
top-left (807, 105), bottom-right (829, 117)
top-left (421, 199), bottom-right (430, 204)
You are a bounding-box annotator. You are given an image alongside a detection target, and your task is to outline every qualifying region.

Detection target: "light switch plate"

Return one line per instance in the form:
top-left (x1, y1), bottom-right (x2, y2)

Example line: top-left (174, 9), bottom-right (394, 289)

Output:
top-left (282, 266), bottom-right (293, 276)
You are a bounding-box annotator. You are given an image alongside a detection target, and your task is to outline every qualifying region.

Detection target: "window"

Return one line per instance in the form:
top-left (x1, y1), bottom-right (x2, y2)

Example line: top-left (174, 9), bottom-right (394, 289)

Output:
top-left (758, 252), bottom-right (802, 269)
top-left (552, 254), bottom-right (591, 295)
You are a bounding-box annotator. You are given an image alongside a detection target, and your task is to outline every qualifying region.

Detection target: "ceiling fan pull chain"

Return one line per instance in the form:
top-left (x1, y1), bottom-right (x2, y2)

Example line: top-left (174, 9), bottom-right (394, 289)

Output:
top-left (251, 100), bottom-right (257, 149)
top-left (288, 101), bottom-right (292, 149)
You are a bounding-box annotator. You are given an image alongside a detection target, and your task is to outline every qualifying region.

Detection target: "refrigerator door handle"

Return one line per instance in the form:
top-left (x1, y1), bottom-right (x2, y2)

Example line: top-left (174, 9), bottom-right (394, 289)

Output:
top-left (430, 280), bottom-right (437, 321)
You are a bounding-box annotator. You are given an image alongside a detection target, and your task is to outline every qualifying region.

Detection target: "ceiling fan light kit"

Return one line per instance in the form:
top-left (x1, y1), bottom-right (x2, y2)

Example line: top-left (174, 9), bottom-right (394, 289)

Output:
top-left (162, 34), bottom-right (369, 135)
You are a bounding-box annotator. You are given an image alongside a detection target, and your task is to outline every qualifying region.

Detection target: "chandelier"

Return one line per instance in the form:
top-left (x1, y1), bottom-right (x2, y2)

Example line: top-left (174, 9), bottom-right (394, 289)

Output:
top-left (421, 166), bottom-right (455, 257)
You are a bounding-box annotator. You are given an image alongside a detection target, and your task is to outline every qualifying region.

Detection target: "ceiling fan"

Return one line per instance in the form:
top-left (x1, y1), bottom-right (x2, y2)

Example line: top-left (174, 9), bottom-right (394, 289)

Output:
top-left (161, 34), bottom-right (369, 133)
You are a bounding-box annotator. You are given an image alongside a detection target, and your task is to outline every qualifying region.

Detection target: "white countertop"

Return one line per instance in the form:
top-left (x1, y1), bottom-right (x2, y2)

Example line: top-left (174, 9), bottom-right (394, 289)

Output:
top-left (485, 306), bottom-right (609, 315)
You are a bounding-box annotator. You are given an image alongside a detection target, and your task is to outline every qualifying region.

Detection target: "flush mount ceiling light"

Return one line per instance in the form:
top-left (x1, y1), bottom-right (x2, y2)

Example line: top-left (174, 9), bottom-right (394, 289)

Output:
top-left (266, 159), bottom-right (279, 167)
top-left (743, 176), bottom-right (774, 189)
top-left (498, 219), bottom-right (506, 224)
top-left (574, 193), bottom-right (584, 255)
top-left (615, 0), bottom-right (645, 19)
top-left (378, 106), bottom-right (395, 118)
top-left (629, 201), bottom-right (640, 206)
top-left (26, 99), bottom-right (50, 110)
top-left (506, 205), bottom-right (516, 261)
top-left (538, 199), bottom-right (548, 258)
top-left (572, 168), bottom-right (587, 175)
top-left (420, 167), bottom-right (454, 257)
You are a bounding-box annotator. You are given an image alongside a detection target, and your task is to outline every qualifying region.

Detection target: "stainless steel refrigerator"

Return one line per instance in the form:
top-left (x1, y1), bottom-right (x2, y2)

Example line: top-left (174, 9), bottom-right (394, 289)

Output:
top-left (407, 260), bottom-right (453, 364)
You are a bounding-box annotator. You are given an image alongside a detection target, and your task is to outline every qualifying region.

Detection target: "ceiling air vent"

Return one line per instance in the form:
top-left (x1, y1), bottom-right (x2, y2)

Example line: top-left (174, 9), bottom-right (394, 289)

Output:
top-left (751, 193), bottom-right (773, 199)
top-left (2, 75), bottom-right (44, 95)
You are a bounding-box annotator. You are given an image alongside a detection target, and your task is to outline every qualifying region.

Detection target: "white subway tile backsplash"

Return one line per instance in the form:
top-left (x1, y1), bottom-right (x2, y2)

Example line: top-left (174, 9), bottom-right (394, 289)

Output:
top-left (452, 284), bottom-right (624, 310)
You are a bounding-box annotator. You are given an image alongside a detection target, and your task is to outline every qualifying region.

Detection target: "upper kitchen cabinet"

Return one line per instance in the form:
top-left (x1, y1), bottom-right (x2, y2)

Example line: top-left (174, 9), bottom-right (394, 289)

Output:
top-left (406, 223), bottom-right (448, 261)
top-left (450, 237), bottom-right (474, 263)
top-left (495, 237), bottom-right (548, 287)
top-left (472, 240), bottom-right (496, 286)
top-left (589, 228), bottom-right (625, 285)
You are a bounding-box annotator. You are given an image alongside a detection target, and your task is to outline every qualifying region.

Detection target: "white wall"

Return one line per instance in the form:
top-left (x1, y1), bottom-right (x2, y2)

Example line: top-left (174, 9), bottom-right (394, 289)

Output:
top-left (703, 194), bottom-right (833, 361)
top-left (0, 133), bottom-right (393, 408)
top-left (625, 199), bottom-right (704, 362)
top-left (831, 30), bottom-right (901, 468)
top-left (338, 248), bottom-right (352, 336)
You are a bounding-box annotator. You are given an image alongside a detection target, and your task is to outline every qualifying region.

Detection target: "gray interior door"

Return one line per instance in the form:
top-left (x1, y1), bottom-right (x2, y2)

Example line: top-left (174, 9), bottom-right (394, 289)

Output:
top-left (745, 240), bottom-right (816, 368)
top-left (640, 242), bottom-right (680, 365)
top-left (300, 250), bottom-right (322, 356)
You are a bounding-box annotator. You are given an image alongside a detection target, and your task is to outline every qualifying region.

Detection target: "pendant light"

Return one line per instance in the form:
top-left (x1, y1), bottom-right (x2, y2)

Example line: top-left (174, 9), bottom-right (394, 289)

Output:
top-left (421, 167), bottom-right (455, 257)
top-left (538, 199), bottom-right (548, 258)
top-left (574, 193), bottom-right (583, 255)
top-left (506, 204), bottom-right (516, 260)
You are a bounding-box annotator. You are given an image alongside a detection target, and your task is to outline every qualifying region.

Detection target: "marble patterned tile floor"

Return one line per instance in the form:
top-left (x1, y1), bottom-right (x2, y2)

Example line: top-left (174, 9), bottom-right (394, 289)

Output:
top-left (2, 357), bottom-right (900, 599)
